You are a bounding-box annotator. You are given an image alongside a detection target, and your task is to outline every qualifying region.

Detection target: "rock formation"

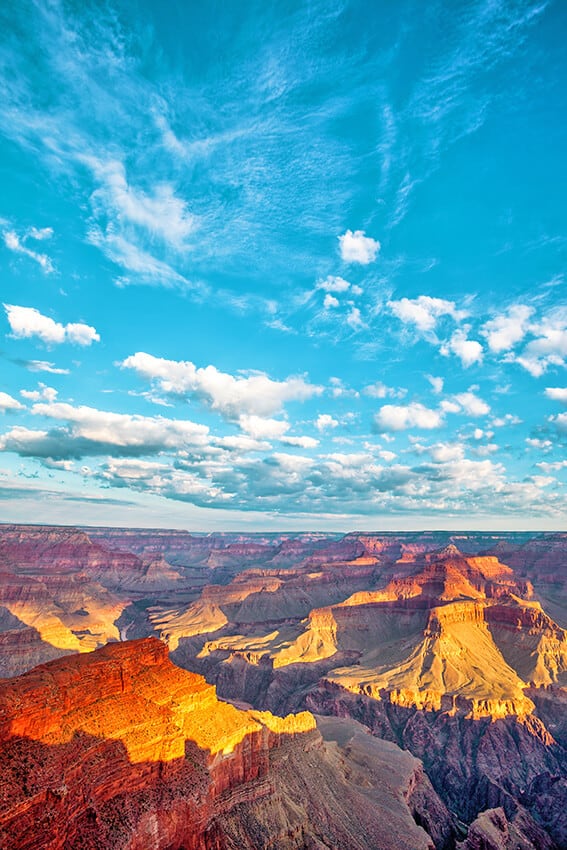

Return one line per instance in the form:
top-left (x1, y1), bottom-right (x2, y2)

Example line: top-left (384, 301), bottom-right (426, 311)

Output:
top-left (0, 638), bottom-right (446, 850)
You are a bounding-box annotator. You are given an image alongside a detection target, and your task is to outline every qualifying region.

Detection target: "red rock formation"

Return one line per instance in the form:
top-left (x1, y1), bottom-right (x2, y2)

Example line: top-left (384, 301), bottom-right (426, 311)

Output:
top-left (0, 638), bottom-right (452, 850)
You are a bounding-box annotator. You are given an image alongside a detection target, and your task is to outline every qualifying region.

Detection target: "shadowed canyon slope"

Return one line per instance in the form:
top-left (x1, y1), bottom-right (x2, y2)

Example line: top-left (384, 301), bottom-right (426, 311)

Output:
top-left (0, 638), bottom-right (447, 850)
top-left (1, 524), bottom-right (567, 848)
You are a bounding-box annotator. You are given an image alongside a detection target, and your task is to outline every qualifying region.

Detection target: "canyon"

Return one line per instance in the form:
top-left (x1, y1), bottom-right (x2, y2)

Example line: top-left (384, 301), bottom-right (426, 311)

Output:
top-left (0, 524), bottom-right (566, 848)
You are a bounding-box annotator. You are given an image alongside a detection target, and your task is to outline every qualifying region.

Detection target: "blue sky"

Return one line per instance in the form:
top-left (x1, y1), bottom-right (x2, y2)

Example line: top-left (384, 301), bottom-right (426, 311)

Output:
top-left (0, 0), bottom-right (566, 530)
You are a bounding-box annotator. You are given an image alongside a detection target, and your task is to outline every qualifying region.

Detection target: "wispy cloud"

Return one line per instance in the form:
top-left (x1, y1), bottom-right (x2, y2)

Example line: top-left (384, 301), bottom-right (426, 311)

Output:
top-left (3, 227), bottom-right (54, 273)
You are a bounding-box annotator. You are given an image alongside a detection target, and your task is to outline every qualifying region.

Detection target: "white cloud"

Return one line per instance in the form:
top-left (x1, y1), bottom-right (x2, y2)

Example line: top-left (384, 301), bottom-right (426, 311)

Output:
top-left (426, 375), bottom-right (444, 394)
top-left (280, 435), bottom-right (319, 449)
top-left (121, 352), bottom-right (322, 419)
top-left (87, 229), bottom-right (193, 288)
top-left (441, 328), bottom-right (483, 367)
top-left (3, 229), bottom-right (54, 273)
top-left (22, 360), bottom-right (70, 375)
top-left (451, 391), bottom-right (490, 417)
top-left (323, 293), bottom-right (339, 309)
top-left (491, 413), bottom-right (521, 427)
top-left (482, 304), bottom-right (533, 352)
top-left (338, 229), bottom-right (380, 264)
top-left (0, 402), bottom-right (211, 460)
top-left (316, 413), bottom-right (339, 432)
top-left (545, 387), bottom-right (567, 403)
top-left (4, 304), bottom-right (100, 347)
top-left (427, 442), bottom-right (465, 463)
top-left (0, 392), bottom-right (23, 412)
top-left (317, 275), bottom-right (350, 293)
top-left (346, 306), bottom-right (365, 330)
top-left (375, 402), bottom-right (443, 431)
top-left (238, 415), bottom-right (290, 440)
top-left (388, 295), bottom-right (467, 333)
top-left (526, 437), bottom-right (552, 450)
top-left (28, 226), bottom-right (53, 241)
top-left (513, 315), bottom-right (567, 376)
top-left (87, 158), bottom-right (196, 251)
top-left (20, 384), bottom-right (58, 402)
top-left (537, 460), bottom-right (567, 472)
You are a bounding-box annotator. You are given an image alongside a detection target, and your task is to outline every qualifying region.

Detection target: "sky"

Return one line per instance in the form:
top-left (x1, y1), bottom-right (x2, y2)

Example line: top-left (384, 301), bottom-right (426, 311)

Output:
top-left (0, 0), bottom-right (566, 531)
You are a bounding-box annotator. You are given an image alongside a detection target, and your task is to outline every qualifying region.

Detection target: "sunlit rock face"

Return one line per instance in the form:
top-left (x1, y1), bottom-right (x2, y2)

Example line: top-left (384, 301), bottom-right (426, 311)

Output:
top-left (0, 638), bottom-right (449, 850)
top-left (1, 524), bottom-right (567, 848)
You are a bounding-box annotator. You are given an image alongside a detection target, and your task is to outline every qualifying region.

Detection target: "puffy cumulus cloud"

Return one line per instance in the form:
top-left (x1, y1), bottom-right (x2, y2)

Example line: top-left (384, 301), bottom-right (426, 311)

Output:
top-left (338, 229), bottom-right (380, 264)
top-left (537, 460), bottom-right (567, 472)
top-left (317, 275), bottom-right (351, 293)
top-left (440, 328), bottom-right (483, 367)
top-left (0, 392), bottom-right (23, 412)
top-left (4, 304), bottom-right (100, 347)
top-left (513, 315), bottom-right (567, 377)
top-left (491, 413), bottom-right (521, 427)
top-left (3, 229), bottom-right (54, 273)
top-left (388, 295), bottom-right (467, 333)
top-left (545, 387), bottom-right (567, 403)
top-left (121, 352), bottom-right (322, 419)
top-left (374, 402), bottom-right (443, 432)
top-left (238, 415), bottom-right (289, 440)
top-left (316, 413), bottom-right (339, 432)
top-left (482, 304), bottom-right (533, 352)
top-left (280, 435), bottom-right (319, 449)
top-left (323, 293), bottom-right (339, 309)
top-left (0, 402), bottom-right (210, 460)
top-left (20, 384), bottom-right (58, 403)
top-left (447, 391), bottom-right (490, 417)
top-left (526, 437), bottom-right (552, 451)
top-left (426, 442), bottom-right (466, 463)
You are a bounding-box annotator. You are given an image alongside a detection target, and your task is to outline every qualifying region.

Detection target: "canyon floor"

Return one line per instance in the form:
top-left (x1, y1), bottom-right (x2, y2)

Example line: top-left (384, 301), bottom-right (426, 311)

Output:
top-left (0, 524), bottom-right (566, 849)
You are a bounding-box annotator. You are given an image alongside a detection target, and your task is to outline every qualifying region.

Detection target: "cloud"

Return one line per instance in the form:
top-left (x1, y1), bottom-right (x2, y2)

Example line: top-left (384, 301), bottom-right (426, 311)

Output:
top-left (550, 413), bottom-right (567, 434)
top-left (87, 158), bottom-right (196, 251)
top-left (86, 229), bottom-right (196, 289)
top-left (4, 304), bottom-right (100, 347)
top-left (346, 306), bottom-right (365, 330)
top-left (317, 275), bottom-right (350, 293)
top-left (316, 414), bottom-right (339, 432)
top-left (3, 228), bottom-right (54, 273)
top-left (440, 328), bottom-right (483, 367)
top-left (238, 415), bottom-right (289, 440)
top-left (482, 304), bottom-right (533, 352)
top-left (16, 359), bottom-right (70, 375)
top-left (338, 229), bottom-right (380, 264)
top-left (426, 375), bottom-right (444, 394)
top-left (121, 352), bottom-right (322, 419)
top-left (20, 385), bottom-right (58, 403)
top-left (28, 226), bottom-right (53, 241)
top-left (363, 381), bottom-right (406, 399)
top-left (0, 402), bottom-right (210, 460)
top-left (0, 392), bottom-right (24, 412)
top-left (512, 314), bottom-right (567, 376)
top-left (449, 391), bottom-right (490, 417)
top-left (280, 435), bottom-right (319, 449)
top-left (388, 295), bottom-right (467, 333)
top-left (323, 294), bottom-right (339, 309)
top-left (545, 387), bottom-right (567, 403)
top-left (374, 402), bottom-right (443, 431)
